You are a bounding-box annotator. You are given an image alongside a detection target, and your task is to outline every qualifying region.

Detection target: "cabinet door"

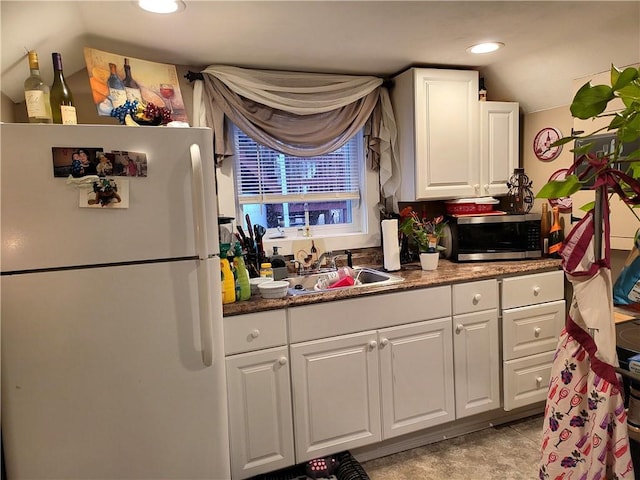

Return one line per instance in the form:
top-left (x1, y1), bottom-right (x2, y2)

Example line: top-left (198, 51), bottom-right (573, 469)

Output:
top-left (226, 347), bottom-right (294, 480)
top-left (290, 331), bottom-right (381, 462)
top-left (453, 309), bottom-right (500, 418)
top-left (413, 69), bottom-right (480, 199)
top-left (378, 318), bottom-right (455, 439)
top-left (480, 101), bottom-right (519, 197)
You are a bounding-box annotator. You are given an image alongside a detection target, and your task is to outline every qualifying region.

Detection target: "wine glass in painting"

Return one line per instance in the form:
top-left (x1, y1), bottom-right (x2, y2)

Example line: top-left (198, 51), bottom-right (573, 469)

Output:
top-left (159, 83), bottom-right (175, 112)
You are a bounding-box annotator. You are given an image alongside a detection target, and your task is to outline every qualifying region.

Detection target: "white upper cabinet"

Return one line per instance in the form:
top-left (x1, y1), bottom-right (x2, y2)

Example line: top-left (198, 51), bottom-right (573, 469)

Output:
top-left (391, 68), bottom-right (520, 200)
top-left (480, 101), bottom-right (519, 197)
top-left (392, 68), bottom-right (480, 200)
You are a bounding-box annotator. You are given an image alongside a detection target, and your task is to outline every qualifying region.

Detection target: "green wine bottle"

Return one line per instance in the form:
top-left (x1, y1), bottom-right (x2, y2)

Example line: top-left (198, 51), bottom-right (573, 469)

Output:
top-left (50, 52), bottom-right (77, 124)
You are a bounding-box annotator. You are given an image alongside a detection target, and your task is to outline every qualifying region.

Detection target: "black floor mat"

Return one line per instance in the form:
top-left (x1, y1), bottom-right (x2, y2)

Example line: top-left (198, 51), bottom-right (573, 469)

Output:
top-left (250, 451), bottom-right (370, 480)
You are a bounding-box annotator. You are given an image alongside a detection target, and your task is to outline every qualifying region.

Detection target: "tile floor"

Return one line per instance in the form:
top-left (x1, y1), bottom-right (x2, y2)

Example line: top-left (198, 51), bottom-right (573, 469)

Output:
top-left (361, 415), bottom-right (543, 480)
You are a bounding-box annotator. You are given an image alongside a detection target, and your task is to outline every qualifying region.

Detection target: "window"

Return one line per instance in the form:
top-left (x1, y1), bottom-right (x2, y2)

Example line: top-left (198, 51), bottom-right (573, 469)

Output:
top-left (233, 126), bottom-right (366, 236)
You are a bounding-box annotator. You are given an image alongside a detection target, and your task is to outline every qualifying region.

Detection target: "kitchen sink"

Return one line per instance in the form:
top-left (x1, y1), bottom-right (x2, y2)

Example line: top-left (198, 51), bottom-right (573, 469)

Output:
top-left (285, 267), bottom-right (404, 295)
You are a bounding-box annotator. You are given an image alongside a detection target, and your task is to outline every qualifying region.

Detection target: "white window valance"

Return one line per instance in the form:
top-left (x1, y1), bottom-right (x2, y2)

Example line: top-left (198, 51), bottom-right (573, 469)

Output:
top-left (191, 65), bottom-right (400, 210)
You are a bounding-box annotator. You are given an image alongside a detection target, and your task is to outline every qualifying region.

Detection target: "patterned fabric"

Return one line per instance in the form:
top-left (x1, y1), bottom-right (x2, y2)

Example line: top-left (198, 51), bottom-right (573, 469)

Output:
top-left (540, 326), bottom-right (634, 479)
top-left (539, 206), bottom-right (635, 479)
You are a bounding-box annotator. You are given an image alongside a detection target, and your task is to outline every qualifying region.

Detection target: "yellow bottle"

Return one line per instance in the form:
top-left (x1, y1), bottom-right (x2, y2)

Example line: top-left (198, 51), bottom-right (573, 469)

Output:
top-left (220, 244), bottom-right (236, 304)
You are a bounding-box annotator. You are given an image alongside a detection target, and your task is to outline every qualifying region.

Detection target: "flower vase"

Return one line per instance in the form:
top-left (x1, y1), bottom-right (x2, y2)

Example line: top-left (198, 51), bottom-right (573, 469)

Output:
top-left (419, 252), bottom-right (439, 271)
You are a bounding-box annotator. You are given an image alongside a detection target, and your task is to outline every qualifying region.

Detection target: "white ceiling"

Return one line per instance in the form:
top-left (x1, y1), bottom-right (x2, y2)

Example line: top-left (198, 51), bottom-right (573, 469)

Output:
top-left (1, 1), bottom-right (639, 114)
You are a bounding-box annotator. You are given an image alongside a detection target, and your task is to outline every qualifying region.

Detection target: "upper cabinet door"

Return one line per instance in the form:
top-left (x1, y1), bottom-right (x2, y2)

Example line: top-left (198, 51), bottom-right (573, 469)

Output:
top-left (392, 68), bottom-right (480, 201)
top-left (480, 101), bottom-right (519, 197)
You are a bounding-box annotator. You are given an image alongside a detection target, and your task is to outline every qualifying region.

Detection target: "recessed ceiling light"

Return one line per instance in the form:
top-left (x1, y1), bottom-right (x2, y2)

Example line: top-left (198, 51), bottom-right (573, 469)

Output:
top-left (467, 42), bottom-right (504, 54)
top-left (138, 0), bottom-right (185, 14)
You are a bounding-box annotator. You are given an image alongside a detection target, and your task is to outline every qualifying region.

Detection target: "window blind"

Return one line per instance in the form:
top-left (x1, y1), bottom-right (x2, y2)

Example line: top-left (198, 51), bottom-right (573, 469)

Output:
top-left (234, 128), bottom-right (361, 205)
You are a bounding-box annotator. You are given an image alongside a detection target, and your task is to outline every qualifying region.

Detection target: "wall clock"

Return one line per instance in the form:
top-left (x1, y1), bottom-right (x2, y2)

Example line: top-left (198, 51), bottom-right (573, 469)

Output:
top-left (533, 127), bottom-right (563, 161)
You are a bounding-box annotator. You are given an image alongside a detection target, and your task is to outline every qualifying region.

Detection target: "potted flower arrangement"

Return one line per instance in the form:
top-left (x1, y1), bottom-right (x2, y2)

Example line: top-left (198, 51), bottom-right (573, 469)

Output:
top-left (399, 206), bottom-right (447, 270)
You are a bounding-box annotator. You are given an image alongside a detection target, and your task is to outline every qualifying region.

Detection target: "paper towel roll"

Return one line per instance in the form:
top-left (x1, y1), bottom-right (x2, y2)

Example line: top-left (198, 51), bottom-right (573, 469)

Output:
top-left (382, 219), bottom-right (401, 271)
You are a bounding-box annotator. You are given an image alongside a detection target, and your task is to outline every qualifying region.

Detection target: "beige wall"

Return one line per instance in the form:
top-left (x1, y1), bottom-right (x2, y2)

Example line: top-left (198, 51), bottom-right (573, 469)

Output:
top-left (521, 106), bottom-right (574, 216)
top-left (522, 105), bottom-right (630, 278)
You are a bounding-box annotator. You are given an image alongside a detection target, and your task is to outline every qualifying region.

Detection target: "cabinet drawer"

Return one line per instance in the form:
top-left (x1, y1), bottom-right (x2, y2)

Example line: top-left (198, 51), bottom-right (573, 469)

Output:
top-left (452, 279), bottom-right (498, 315)
top-left (224, 310), bottom-right (287, 355)
top-left (503, 351), bottom-right (554, 411)
top-left (288, 286), bottom-right (451, 343)
top-left (502, 300), bottom-right (565, 360)
top-left (501, 271), bottom-right (564, 309)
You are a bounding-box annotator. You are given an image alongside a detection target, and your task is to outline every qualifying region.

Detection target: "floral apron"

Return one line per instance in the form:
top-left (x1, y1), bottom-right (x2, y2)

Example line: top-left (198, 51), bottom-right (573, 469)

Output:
top-left (539, 200), bottom-right (635, 480)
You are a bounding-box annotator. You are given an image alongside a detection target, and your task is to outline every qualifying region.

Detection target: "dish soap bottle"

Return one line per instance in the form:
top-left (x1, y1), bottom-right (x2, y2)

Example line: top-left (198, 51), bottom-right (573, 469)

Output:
top-left (233, 242), bottom-right (251, 301)
top-left (220, 243), bottom-right (236, 304)
top-left (270, 246), bottom-right (288, 280)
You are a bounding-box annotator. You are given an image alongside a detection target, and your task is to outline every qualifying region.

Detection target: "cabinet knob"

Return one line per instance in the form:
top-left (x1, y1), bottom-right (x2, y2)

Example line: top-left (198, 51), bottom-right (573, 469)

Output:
top-left (278, 357), bottom-right (288, 366)
top-left (484, 184), bottom-right (489, 192)
top-left (380, 338), bottom-right (389, 347)
top-left (368, 340), bottom-right (378, 349)
top-left (473, 293), bottom-right (482, 304)
top-left (536, 376), bottom-right (543, 387)
top-left (250, 329), bottom-right (260, 339)
top-left (473, 184), bottom-right (480, 191)
top-left (533, 286), bottom-right (541, 295)
top-left (456, 324), bottom-right (464, 334)
top-left (534, 327), bottom-right (542, 337)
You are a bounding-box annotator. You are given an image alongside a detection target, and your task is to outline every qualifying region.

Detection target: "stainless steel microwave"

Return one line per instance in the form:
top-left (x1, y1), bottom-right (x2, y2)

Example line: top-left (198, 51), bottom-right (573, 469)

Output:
top-left (442, 213), bottom-right (541, 262)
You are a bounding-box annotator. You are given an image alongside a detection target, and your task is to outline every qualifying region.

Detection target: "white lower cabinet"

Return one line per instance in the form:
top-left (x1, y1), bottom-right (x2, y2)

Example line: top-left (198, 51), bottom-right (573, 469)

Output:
top-left (452, 280), bottom-right (500, 418)
top-left (222, 270), bottom-right (565, 478)
top-left (224, 311), bottom-right (294, 480)
top-left (288, 287), bottom-right (454, 461)
top-left (501, 271), bottom-right (565, 411)
top-left (290, 318), bottom-right (455, 461)
top-left (290, 331), bottom-right (382, 462)
top-left (378, 319), bottom-right (455, 439)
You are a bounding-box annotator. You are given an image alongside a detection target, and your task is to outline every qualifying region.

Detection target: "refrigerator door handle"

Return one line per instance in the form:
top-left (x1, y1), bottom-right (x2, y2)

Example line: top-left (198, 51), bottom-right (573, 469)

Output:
top-left (190, 143), bottom-right (209, 261)
top-left (190, 143), bottom-right (214, 367)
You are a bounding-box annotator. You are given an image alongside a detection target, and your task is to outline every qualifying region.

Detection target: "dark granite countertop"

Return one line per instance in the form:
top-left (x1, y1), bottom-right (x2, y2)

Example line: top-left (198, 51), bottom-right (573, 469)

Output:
top-left (223, 258), bottom-right (563, 316)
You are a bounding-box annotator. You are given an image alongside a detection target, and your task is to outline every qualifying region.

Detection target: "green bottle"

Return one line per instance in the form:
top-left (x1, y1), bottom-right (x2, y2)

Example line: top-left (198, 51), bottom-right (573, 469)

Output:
top-left (233, 243), bottom-right (251, 301)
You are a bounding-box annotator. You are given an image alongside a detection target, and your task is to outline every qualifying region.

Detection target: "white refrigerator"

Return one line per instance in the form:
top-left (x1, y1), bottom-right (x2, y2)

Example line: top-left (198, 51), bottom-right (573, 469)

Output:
top-left (0, 123), bottom-right (231, 479)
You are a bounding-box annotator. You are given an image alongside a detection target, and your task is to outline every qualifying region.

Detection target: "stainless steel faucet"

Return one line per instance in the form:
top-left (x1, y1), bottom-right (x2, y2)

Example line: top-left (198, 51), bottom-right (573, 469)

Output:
top-left (315, 251), bottom-right (335, 270)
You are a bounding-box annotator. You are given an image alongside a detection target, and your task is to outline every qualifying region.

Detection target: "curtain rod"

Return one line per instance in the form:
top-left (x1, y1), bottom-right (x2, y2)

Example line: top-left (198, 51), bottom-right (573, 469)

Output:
top-left (184, 70), bottom-right (394, 89)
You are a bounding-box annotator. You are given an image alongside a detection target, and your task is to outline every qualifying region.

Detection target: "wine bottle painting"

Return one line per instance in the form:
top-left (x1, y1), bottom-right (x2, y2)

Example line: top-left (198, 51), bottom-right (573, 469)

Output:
top-left (83, 47), bottom-right (188, 123)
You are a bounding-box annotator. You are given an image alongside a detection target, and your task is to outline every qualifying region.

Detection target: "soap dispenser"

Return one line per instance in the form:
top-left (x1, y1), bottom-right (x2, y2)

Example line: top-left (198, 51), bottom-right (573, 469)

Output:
top-left (270, 246), bottom-right (288, 280)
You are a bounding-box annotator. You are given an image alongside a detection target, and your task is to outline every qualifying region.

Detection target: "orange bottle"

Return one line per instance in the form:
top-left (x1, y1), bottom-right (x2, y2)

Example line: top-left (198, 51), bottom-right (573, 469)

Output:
top-left (548, 207), bottom-right (564, 258)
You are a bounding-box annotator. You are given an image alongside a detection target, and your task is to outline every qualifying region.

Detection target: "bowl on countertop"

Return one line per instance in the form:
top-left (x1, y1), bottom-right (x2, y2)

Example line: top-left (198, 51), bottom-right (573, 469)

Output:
top-left (250, 277), bottom-right (273, 295)
top-left (258, 280), bottom-right (289, 299)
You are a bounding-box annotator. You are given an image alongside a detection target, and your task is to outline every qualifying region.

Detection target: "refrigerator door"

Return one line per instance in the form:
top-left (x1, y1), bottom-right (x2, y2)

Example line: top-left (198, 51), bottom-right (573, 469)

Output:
top-left (0, 124), bottom-right (219, 273)
top-left (1, 258), bottom-right (229, 479)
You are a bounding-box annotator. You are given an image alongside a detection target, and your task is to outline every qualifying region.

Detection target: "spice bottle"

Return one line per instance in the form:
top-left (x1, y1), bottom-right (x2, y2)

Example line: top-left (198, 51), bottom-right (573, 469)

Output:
top-left (260, 262), bottom-right (274, 278)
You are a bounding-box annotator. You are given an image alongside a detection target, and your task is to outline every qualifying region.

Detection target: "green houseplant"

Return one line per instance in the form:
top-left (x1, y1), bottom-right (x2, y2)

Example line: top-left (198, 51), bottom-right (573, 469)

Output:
top-left (399, 206), bottom-right (447, 254)
top-left (537, 65), bottom-right (640, 211)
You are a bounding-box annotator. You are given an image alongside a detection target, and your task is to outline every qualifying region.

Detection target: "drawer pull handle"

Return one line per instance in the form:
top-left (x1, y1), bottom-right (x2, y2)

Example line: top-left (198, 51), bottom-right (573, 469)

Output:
top-left (250, 329), bottom-right (260, 339)
top-left (278, 357), bottom-right (288, 366)
top-left (369, 340), bottom-right (378, 349)
top-left (534, 327), bottom-right (542, 337)
top-left (533, 286), bottom-right (541, 295)
top-left (473, 293), bottom-right (482, 303)
top-left (536, 376), bottom-right (543, 387)
top-left (456, 324), bottom-right (464, 334)
top-left (380, 338), bottom-right (389, 347)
